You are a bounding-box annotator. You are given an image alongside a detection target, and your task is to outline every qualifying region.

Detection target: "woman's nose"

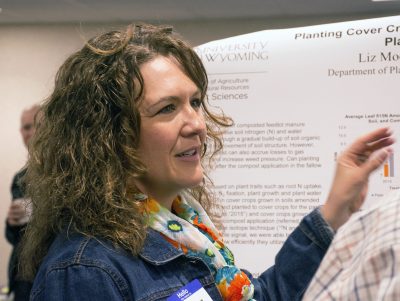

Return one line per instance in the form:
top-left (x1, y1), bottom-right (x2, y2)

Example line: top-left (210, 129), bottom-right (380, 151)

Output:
top-left (181, 106), bottom-right (206, 138)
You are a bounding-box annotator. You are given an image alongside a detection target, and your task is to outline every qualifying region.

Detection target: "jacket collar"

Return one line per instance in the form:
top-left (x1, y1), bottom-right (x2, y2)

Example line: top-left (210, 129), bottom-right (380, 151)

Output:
top-left (139, 228), bottom-right (183, 265)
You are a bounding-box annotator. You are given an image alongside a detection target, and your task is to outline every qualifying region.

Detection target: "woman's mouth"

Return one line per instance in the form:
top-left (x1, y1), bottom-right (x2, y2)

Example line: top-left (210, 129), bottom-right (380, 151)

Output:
top-left (176, 148), bottom-right (197, 157)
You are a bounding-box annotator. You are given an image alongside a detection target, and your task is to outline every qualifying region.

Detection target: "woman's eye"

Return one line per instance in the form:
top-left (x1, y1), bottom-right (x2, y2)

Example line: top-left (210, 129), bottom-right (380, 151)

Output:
top-left (191, 98), bottom-right (202, 109)
top-left (157, 104), bottom-right (176, 114)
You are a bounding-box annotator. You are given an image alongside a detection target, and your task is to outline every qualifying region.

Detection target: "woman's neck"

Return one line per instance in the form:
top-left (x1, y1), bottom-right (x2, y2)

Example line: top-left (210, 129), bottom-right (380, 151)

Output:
top-left (134, 180), bottom-right (179, 211)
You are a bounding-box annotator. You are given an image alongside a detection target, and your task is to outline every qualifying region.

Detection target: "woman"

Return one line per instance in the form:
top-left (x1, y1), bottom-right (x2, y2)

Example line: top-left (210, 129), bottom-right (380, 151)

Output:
top-left (20, 24), bottom-right (394, 301)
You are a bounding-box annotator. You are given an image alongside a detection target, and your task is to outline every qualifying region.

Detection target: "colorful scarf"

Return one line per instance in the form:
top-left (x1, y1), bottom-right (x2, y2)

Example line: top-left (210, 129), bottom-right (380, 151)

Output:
top-left (144, 192), bottom-right (255, 301)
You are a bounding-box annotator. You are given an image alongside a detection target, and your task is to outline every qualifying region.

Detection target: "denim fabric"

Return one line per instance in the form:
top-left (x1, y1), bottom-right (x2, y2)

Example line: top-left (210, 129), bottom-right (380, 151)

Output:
top-left (30, 208), bottom-right (333, 301)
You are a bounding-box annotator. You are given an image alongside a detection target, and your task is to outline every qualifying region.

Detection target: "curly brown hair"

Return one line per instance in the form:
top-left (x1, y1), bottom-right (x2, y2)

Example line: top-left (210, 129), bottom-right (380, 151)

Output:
top-left (19, 23), bottom-right (232, 280)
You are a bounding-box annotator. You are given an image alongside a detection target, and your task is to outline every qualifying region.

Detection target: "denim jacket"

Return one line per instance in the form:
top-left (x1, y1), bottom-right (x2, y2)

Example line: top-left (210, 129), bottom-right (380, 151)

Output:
top-left (30, 208), bottom-right (333, 301)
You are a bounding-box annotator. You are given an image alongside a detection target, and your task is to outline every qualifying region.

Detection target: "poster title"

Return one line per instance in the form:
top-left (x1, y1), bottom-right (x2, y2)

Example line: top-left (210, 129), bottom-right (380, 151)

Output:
top-left (294, 24), bottom-right (400, 46)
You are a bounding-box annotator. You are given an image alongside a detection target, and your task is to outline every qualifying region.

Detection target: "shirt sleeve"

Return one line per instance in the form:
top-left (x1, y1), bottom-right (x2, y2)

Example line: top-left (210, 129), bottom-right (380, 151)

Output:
top-left (30, 264), bottom-right (131, 301)
top-left (6, 170), bottom-right (27, 245)
top-left (5, 222), bottom-right (25, 245)
top-left (245, 207), bottom-right (334, 301)
top-left (303, 191), bottom-right (400, 301)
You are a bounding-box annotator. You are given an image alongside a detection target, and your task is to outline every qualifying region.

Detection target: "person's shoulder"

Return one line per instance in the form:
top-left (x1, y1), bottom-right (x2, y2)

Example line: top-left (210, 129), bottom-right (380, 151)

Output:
top-left (11, 167), bottom-right (27, 198)
top-left (12, 167), bottom-right (27, 182)
top-left (31, 232), bottom-right (137, 300)
top-left (40, 231), bottom-right (137, 271)
top-left (33, 232), bottom-right (139, 284)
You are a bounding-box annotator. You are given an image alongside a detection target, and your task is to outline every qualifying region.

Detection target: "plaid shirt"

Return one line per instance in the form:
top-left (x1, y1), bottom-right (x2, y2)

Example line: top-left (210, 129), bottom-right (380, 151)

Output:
top-left (303, 191), bottom-right (400, 301)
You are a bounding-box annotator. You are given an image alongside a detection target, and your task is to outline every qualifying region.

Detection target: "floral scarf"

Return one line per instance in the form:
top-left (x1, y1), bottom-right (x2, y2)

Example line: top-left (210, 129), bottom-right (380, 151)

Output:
top-left (144, 193), bottom-right (255, 301)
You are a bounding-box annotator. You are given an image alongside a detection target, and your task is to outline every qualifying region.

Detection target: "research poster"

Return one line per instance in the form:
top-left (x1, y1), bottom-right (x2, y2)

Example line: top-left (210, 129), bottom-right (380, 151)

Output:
top-left (196, 16), bottom-right (400, 275)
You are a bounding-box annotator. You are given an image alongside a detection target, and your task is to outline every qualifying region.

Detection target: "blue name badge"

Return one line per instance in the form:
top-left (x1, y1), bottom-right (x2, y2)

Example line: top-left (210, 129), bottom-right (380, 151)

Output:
top-left (167, 279), bottom-right (213, 301)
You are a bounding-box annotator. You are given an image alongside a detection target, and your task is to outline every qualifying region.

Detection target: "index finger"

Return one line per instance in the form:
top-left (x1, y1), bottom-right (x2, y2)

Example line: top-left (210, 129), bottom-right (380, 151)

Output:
top-left (350, 127), bottom-right (395, 154)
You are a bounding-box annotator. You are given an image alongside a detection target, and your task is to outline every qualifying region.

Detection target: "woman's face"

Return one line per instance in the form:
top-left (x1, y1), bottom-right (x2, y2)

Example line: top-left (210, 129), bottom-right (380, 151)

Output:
top-left (136, 56), bottom-right (206, 206)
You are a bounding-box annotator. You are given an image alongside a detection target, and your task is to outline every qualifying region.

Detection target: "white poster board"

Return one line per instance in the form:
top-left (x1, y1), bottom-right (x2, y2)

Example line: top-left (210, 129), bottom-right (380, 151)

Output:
top-left (196, 16), bottom-right (400, 276)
